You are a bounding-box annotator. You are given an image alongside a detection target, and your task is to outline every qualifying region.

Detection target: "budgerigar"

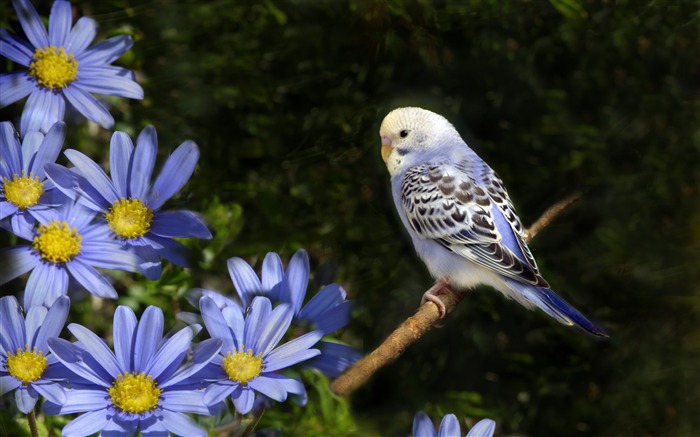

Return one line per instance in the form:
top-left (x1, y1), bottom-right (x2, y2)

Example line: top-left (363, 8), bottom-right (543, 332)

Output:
top-left (380, 107), bottom-right (606, 337)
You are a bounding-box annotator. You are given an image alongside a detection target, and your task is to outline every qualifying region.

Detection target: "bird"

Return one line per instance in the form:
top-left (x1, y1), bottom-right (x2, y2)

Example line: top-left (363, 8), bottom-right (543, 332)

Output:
top-left (379, 107), bottom-right (606, 337)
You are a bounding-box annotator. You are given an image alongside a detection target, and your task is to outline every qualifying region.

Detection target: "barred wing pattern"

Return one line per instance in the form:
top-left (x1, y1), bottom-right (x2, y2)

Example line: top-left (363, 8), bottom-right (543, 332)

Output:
top-left (401, 162), bottom-right (549, 288)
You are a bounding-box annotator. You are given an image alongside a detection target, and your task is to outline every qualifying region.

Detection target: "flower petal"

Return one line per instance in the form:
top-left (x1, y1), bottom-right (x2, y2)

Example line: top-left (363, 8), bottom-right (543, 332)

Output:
top-left (227, 257), bottom-right (263, 309)
top-left (109, 131), bottom-right (134, 198)
top-left (0, 72), bottom-right (35, 107)
top-left (15, 385), bottom-right (38, 414)
top-left (20, 88), bottom-right (66, 136)
top-left (62, 409), bottom-right (111, 436)
top-left (306, 301), bottom-right (352, 335)
top-left (252, 302), bottom-right (293, 356)
top-left (147, 140), bottom-right (199, 210)
top-left (133, 306), bottom-right (164, 372)
top-left (232, 386), bottom-right (256, 415)
top-left (63, 148), bottom-right (118, 205)
top-left (67, 323), bottom-right (121, 377)
top-left (413, 411), bottom-right (438, 437)
top-left (77, 67), bottom-right (143, 99)
top-left (305, 341), bottom-right (361, 378)
top-left (130, 125), bottom-right (157, 199)
top-left (200, 297), bottom-right (235, 352)
top-left (264, 330), bottom-right (322, 372)
top-left (62, 85), bottom-right (114, 129)
top-left (0, 121), bottom-right (22, 174)
top-left (29, 121), bottom-right (65, 179)
top-left (47, 337), bottom-right (111, 387)
top-left (281, 249), bottom-right (309, 315)
top-left (261, 252), bottom-right (284, 296)
top-left (145, 326), bottom-right (191, 381)
top-left (243, 297), bottom-right (274, 353)
top-left (466, 419), bottom-right (496, 437)
top-left (65, 260), bottom-right (118, 299)
top-left (160, 410), bottom-right (206, 437)
top-left (221, 306), bottom-right (244, 348)
top-left (48, 0), bottom-right (71, 46)
top-left (0, 28), bottom-right (34, 65)
top-left (32, 379), bottom-right (66, 406)
top-left (161, 338), bottom-right (222, 388)
top-left (203, 380), bottom-right (235, 406)
top-left (248, 376), bottom-right (288, 402)
top-left (0, 246), bottom-right (38, 285)
top-left (78, 242), bottom-right (138, 271)
top-left (160, 390), bottom-right (210, 415)
top-left (113, 306), bottom-right (137, 370)
top-left (77, 34), bottom-right (133, 65)
top-left (0, 375), bottom-right (21, 396)
top-left (24, 262), bottom-right (69, 307)
top-left (150, 210), bottom-right (212, 239)
top-left (0, 295), bottom-right (25, 352)
top-left (64, 16), bottom-right (97, 54)
top-left (437, 414), bottom-right (461, 437)
top-left (13, 0), bottom-right (49, 49)
top-left (34, 295), bottom-right (69, 352)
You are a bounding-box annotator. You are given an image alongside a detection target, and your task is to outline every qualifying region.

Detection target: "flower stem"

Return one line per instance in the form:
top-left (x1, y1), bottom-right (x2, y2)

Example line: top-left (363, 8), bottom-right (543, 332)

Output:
top-left (27, 410), bottom-right (39, 437)
top-left (241, 406), bottom-right (266, 437)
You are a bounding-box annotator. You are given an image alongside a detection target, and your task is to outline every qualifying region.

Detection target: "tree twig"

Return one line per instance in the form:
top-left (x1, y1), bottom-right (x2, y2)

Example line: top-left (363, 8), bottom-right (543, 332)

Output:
top-left (330, 194), bottom-right (580, 396)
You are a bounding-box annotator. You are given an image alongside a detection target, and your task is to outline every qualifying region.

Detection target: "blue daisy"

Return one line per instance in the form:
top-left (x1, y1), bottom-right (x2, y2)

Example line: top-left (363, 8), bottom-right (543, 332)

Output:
top-left (0, 200), bottom-right (138, 307)
top-left (0, 0), bottom-right (143, 135)
top-left (413, 412), bottom-right (496, 437)
top-left (0, 120), bottom-right (67, 240)
top-left (195, 249), bottom-right (360, 377)
top-left (45, 305), bottom-right (223, 437)
top-left (197, 296), bottom-right (322, 415)
top-left (45, 125), bottom-right (212, 280)
top-left (0, 295), bottom-right (71, 414)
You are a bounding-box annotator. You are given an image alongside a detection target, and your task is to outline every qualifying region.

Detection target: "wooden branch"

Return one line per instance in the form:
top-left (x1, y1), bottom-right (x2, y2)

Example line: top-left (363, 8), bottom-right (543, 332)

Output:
top-left (330, 194), bottom-right (580, 396)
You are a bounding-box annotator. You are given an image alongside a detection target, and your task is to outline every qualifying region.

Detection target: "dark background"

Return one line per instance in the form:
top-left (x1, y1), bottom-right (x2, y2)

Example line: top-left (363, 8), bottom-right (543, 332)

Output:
top-left (2, 1), bottom-right (698, 435)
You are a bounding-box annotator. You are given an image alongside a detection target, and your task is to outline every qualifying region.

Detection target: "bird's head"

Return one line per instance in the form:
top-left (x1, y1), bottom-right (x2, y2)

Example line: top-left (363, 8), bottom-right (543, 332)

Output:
top-left (379, 107), bottom-right (463, 176)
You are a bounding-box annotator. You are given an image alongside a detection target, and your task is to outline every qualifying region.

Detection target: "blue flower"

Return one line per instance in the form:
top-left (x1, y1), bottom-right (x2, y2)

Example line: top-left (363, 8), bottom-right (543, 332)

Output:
top-left (45, 305), bottom-right (222, 437)
top-left (45, 125), bottom-right (212, 280)
top-left (0, 200), bottom-right (138, 307)
top-left (413, 412), bottom-right (496, 437)
top-left (0, 295), bottom-right (70, 414)
top-left (197, 296), bottom-right (322, 415)
top-left (0, 0), bottom-right (143, 135)
top-left (0, 120), bottom-right (67, 240)
top-left (195, 249), bottom-right (360, 377)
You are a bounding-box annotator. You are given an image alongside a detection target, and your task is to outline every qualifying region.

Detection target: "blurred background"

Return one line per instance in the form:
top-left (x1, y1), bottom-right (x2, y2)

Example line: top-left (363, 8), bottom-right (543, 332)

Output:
top-left (1, 0), bottom-right (699, 435)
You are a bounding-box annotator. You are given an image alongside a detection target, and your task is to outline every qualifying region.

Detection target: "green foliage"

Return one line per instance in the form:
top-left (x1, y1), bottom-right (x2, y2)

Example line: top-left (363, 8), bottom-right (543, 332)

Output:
top-left (1, 0), bottom-right (699, 435)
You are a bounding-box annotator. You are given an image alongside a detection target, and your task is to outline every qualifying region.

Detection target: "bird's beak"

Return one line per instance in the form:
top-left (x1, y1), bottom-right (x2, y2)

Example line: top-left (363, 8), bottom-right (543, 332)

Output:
top-left (381, 136), bottom-right (393, 163)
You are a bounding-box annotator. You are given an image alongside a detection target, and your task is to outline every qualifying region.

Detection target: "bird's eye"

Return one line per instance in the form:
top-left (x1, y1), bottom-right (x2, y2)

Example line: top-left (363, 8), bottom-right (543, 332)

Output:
top-left (399, 130), bottom-right (409, 138)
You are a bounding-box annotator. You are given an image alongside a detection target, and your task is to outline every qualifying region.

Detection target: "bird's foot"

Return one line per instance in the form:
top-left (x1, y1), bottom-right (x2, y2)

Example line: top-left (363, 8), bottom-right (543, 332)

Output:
top-left (421, 278), bottom-right (450, 318)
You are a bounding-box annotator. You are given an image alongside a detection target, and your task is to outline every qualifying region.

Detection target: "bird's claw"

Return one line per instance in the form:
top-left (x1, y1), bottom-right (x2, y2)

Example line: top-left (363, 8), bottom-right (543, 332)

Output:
top-left (421, 278), bottom-right (450, 318)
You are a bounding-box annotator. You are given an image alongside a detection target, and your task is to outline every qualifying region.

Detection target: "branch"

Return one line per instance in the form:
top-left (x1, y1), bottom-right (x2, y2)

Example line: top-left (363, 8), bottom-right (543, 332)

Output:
top-left (330, 194), bottom-right (580, 396)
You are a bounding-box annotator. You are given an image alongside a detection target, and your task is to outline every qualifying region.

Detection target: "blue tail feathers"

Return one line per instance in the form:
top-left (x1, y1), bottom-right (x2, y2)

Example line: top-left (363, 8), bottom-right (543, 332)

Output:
top-left (503, 278), bottom-right (608, 337)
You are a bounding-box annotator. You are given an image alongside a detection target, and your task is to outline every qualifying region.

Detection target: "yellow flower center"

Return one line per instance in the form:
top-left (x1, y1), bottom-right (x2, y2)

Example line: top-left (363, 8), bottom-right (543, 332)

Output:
top-left (222, 347), bottom-right (264, 385)
top-left (28, 46), bottom-right (79, 89)
top-left (106, 198), bottom-right (154, 239)
top-left (3, 171), bottom-right (44, 209)
top-left (6, 345), bottom-right (48, 384)
top-left (108, 372), bottom-right (162, 414)
top-left (32, 221), bottom-right (82, 264)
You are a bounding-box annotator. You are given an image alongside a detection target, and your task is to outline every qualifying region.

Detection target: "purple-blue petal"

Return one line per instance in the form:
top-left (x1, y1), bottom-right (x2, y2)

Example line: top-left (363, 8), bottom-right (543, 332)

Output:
top-left (0, 375), bottom-right (21, 396)
top-left (248, 376), bottom-right (288, 402)
top-left (227, 257), bottom-right (263, 309)
top-left (77, 68), bottom-right (144, 99)
top-left (242, 297), bottom-right (274, 352)
top-left (437, 414), bottom-right (461, 437)
top-left (109, 131), bottom-right (134, 198)
top-left (261, 252), bottom-right (284, 292)
top-left (67, 323), bottom-right (121, 377)
top-left (145, 327), bottom-right (191, 380)
top-left (161, 338), bottom-right (222, 388)
top-left (61, 409), bottom-right (111, 436)
top-left (64, 16), bottom-right (97, 54)
top-left (147, 140), bottom-right (199, 210)
top-left (466, 419), bottom-right (497, 437)
top-left (203, 380), bottom-right (236, 406)
top-left (282, 249), bottom-right (310, 315)
top-left (28, 121), bottom-right (65, 178)
top-left (160, 410), bottom-right (207, 437)
top-left (113, 306), bottom-right (137, 370)
top-left (77, 34), bottom-right (133, 65)
top-left (32, 379), bottom-right (66, 406)
top-left (0, 28), bottom-right (34, 65)
top-left (413, 412), bottom-right (438, 437)
top-left (63, 85), bottom-right (114, 129)
top-left (13, 0), bottom-right (49, 49)
top-left (34, 295), bottom-right (69, 351)
top-left (0, 246), bottom-right (38, 284)
top-left (15, 385), bottom-right (38, 414)
top-left (65, 260), bottom-right (118, 299)
top-left (133, 306), bottom-right (164, 372)
top-left (130, 125), bottom-right (157, 199)
top-left (200, 297), bottom-right (235, 352)
top-left (24, 262), bottom-right (69, 307)
top-left (0, 295), bottom-right (25, 352)
top-left (20, 88), bottom-right (65, 136)
top-left (150, 210), bottom-right (212, 239)
top-left (48, 0), bottom-right (71, 46)
top-left (264, 330), bottom-right (322, 372)
top-left (0, 72), bottom-right (35, 107)
top-left (232, 385), bottom-right (256, 415)
top-left (65, 149), bottom-right (118, 205)
top-left (252, 302), bottom-right (293, 356)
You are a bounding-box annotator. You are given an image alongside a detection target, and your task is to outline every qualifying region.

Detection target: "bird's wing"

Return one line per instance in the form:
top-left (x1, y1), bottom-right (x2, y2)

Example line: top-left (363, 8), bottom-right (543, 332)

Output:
top-left (401, 162), bottom-right (549, 287)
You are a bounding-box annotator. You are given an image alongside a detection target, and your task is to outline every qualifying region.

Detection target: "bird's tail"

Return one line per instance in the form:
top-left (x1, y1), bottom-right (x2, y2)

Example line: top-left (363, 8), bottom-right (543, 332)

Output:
top-left (503, 278), bottom-right (608, 337)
